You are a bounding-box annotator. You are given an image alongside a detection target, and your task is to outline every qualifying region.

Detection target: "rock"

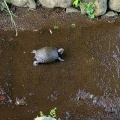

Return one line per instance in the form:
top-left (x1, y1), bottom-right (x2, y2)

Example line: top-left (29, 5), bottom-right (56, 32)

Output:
top-left (109, 0), bottom-right (120, 12)
top-left (34, 117), bottom-right (56, 120)
top-left (102, 11), bottom-right (118, 18)
top-left (94, 0), bottom-right (107, 16)
top-left (66, 7), bottom-right (80, 13)
top-left (83, 0), bottom-right (95, 2)
top-left (5, 0), bottom-right (36, 9)
top-left (39, 0), bottom-right (74, 8)
top-left (79, 3), bottom-right (85, 15)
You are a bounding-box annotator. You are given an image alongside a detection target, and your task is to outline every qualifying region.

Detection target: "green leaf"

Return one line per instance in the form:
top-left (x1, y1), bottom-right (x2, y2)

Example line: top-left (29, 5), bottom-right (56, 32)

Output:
top-left (89, 14), bottom-right (94, 18)
top-left (58, 118), bottom-right (61, 120)
top-left (73, 0), bottom-right (82, 7)
top-left (49, 108), bottom-right (57, 118)
top-left (40, 111), bottom-right (46, 117)
top-left (71, 23), bottom-right (76, 28)
top-left (54, 26), bottom-right (59, 29)
top-left (73, 0), bottom-right (79, 7)
top-left (82, 1), bottom-right (95, 19)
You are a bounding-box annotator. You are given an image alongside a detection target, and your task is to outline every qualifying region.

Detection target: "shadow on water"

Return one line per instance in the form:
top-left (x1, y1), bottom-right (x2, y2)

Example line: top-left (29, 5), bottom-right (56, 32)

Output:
top-left (1, 19), bottom-right (120, 120)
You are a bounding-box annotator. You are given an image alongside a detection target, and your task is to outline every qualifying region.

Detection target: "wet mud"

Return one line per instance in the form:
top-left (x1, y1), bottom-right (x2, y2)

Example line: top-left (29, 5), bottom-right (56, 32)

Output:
top-left (1, 8), bottom-right (120, 120)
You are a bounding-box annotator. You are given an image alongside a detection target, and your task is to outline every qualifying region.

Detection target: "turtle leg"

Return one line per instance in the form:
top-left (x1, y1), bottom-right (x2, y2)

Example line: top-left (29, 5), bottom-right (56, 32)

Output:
top-left (33, 61), bottom-right (40, 66)
top-left (58, 48), bottom-right (64, 54)
top-left (57, 57), bottom-right (64, 61)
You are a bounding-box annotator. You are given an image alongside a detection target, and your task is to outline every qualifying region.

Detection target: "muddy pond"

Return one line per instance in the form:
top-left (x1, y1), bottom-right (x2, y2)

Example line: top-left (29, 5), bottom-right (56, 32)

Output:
top-left (1, 9), bottom-right (120, 120)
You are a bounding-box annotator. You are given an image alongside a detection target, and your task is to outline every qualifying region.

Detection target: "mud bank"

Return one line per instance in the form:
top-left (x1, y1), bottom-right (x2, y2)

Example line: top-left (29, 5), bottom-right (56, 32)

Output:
top-left (0, 7), bottom-right (119, 31)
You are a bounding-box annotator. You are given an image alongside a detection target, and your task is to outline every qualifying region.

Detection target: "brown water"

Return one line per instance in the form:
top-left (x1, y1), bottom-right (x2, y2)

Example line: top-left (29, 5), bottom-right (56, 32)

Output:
top-left (1, 18), bottom-right (120, 120)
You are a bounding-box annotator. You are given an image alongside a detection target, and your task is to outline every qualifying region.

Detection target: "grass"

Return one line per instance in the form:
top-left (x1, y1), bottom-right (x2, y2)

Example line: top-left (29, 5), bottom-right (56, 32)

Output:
top-left (1, 0), bottom-right (18, 36)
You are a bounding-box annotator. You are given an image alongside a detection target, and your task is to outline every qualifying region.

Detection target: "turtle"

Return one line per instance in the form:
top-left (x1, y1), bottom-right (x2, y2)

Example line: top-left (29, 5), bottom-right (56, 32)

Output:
top-left (31, 47), bottom-right (64, 66)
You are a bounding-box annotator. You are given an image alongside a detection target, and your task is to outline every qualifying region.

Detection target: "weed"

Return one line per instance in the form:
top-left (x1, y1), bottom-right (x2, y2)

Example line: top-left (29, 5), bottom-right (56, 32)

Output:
top-left (73, 0), bottom-right (95, 18)
top-left (82, 2), bottom-right (95, 18)
top-left (54, 26), bottom-right (59, 29)
top-left (35, 108), bottom-right (61, 120)
top-left (48, 107), bottom-right (57, 118)
top-left (73, 0), bottom-right (82, 7)
top-left (0, 0), bottom-right (18, 36)
top-left (40, 111), bottom-right (46, 117)
top-left (71, 23), bottom-right (76, 28)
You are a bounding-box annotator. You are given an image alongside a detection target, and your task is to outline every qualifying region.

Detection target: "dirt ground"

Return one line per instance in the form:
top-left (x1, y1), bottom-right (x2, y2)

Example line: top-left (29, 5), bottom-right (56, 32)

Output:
top-left (1, 6), bottom-right (120, 120)
top-left (0, 6), bottom-right (117, 30)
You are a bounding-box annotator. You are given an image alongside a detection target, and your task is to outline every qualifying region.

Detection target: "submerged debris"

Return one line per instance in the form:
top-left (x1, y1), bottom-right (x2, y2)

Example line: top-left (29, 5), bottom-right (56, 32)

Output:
top-left (76, 89), bottom-right (94, 101)
top-left (15, 97), bottom-right (27, 106)
top-left (66, 111), bottom-right (71, 120)
top-left (48, 91), bottom-right (59, 101)
top-left (0, 85), bottom-right (12, 105)
top-left (49, 29), bottom-right (53, 34)
top-left (0, 95), bottom-right (5, 101)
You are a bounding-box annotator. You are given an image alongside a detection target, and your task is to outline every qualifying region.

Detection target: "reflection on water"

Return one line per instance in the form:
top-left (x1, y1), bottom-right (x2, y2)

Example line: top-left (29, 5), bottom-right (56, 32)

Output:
top-left (112, 45), bottom-right (120, 78)
top-left (74, 89), bottom-right (120, 114)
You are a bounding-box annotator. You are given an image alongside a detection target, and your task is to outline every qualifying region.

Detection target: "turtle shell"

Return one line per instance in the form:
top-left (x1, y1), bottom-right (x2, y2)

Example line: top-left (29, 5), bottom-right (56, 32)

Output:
top-left (34, 47), bottom-right (59, 63)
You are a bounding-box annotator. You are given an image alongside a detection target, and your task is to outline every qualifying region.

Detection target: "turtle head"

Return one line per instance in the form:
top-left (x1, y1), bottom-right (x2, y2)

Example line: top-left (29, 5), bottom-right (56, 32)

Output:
top-left (58, 48), bottom-right (64, 54)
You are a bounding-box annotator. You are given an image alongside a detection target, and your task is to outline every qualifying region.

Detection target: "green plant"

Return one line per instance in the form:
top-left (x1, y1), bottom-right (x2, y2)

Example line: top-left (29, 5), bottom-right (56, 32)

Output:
top-left (48, 107), bottom-right (57, 118)
top-left (0, 0), bottom-right (18, 36)
top-left (40, 111), bottom-right (46, 117)
top-left (73, 0), bottom-right (95, 19)
top-left (35, 108), bottom-right (61, 120)
top-left (82, 2), bottom-right (95, 18)
top-left (54, 26), bottom-right (59, 29)
top-left (71, 23), bottom-right (76, 28)
top-left (73, 0), bottom-right (82, 7)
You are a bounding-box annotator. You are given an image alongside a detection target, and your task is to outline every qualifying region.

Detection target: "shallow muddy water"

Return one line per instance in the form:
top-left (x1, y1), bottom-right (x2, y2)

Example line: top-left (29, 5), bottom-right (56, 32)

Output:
top-left (1, 18), bottom-right (120, 120)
